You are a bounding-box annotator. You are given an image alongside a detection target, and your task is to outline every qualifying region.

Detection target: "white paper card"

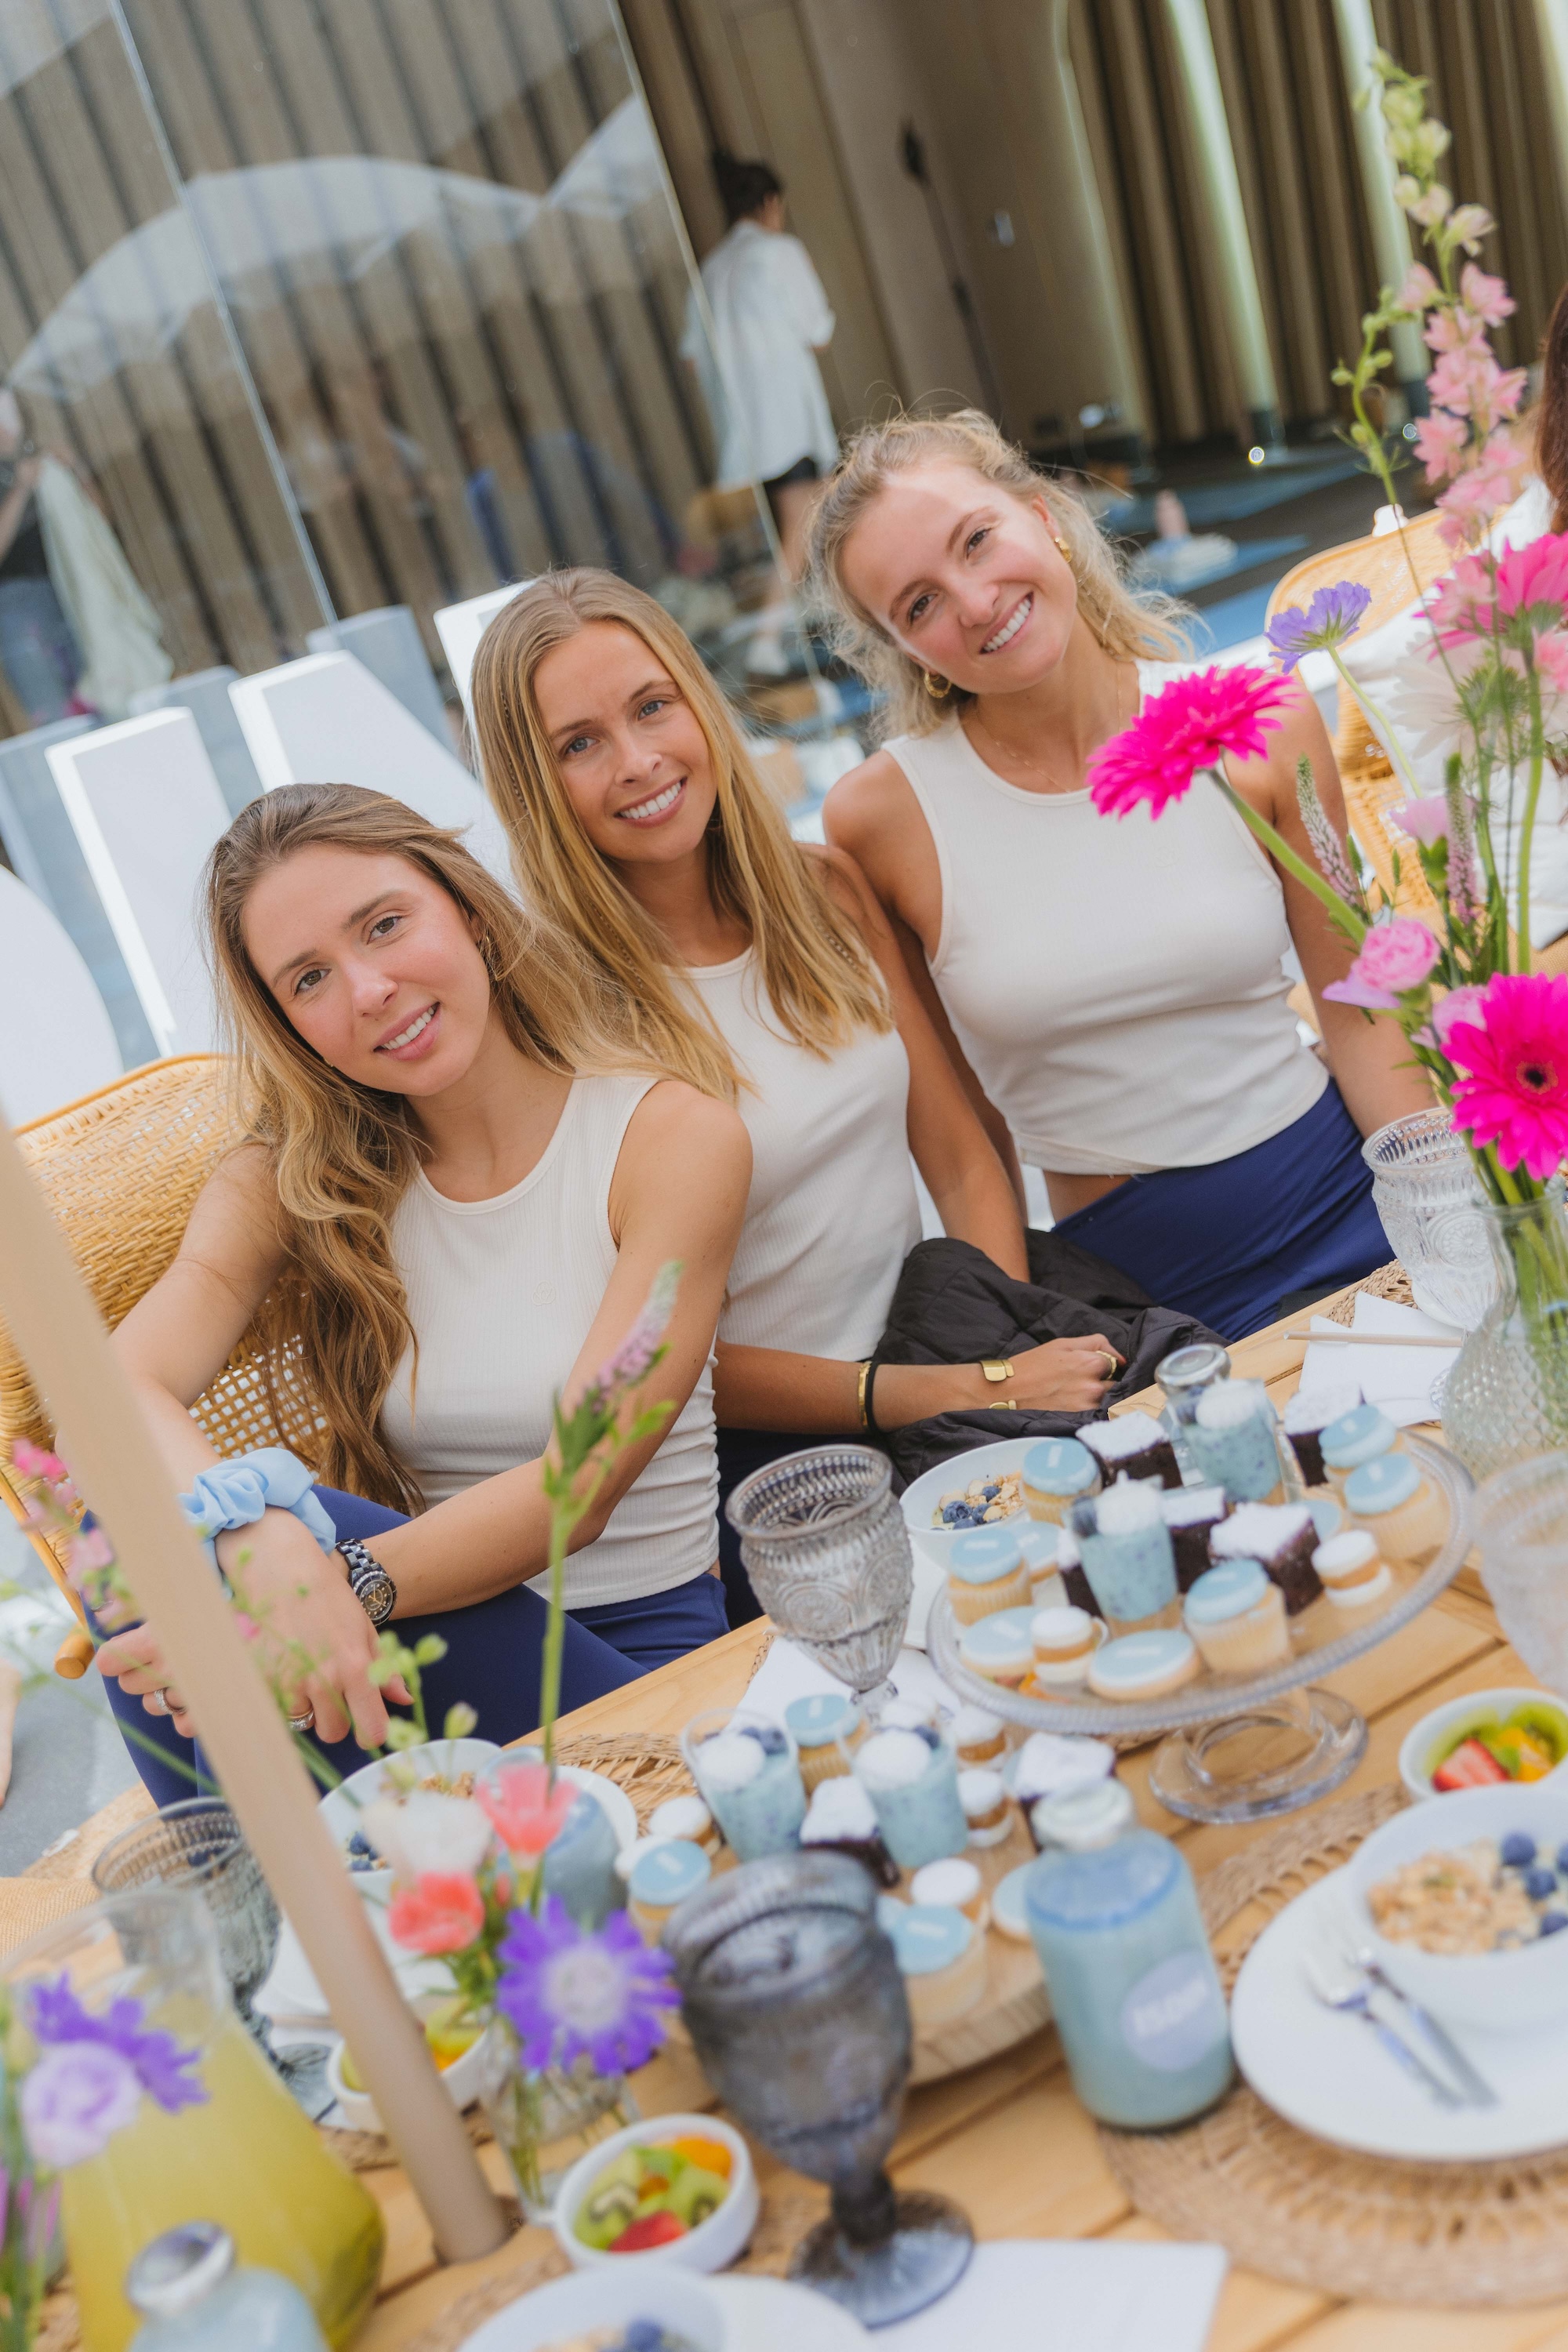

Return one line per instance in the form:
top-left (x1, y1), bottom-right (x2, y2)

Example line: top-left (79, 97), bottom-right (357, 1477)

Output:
top-left (1297, 1292), bottom-right (1461, 1428)
top-left (876, 2238), bottom-right (1228, 2352)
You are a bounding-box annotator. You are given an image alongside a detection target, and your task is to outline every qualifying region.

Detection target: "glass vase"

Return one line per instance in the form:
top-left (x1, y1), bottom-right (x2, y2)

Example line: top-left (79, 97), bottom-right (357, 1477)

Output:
top-left (1472, 1454), bottom-right (1568, 1694)
top-left (1362, 1109), bottom-right (1494, 1331)
top-left (475, 2024), bottom-right (635, 2223)
top-left (1442, 1192), bottom-right (1568, 1479)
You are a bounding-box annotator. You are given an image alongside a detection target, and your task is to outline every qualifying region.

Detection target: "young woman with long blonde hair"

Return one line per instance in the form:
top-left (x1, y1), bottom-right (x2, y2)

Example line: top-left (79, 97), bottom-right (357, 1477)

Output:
top-left (808, 410), bottom-right (1432, 1342)
top-left (93, 782), bottom-right (750, 1806)
top-left (470, 568), bottom-right (1127, 1622)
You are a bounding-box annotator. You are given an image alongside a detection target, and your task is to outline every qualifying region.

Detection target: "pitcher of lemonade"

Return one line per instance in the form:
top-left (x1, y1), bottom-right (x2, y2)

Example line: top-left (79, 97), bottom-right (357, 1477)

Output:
top-left (2, 1887), bottom-right (383, 2352)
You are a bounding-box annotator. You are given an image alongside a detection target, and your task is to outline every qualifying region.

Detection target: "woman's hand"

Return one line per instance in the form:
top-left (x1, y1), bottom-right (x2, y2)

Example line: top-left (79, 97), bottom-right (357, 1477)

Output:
top-left (992, 1334), bottom-right (1124, 1414)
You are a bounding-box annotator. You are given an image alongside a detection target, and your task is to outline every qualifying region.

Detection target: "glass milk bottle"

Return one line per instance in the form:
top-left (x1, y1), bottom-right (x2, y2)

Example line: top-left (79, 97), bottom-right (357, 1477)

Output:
top-left (126, 2223), bottom-right (328, 2352)
top-left (1156, 1343), bottom-right (1230, 1480)
top-left (1025, 1785), bottom-right (1232, 2129)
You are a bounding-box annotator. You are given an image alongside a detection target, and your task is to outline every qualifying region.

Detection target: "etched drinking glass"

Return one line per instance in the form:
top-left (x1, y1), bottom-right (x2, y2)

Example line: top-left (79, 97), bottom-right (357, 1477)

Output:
top-left (724, 1446), bottom-right (913, 1699)
top-left (1363, 1109), bottom-right (1494, 1330)
top-left (666, 1849), bottom-right (971, 2326)
top-left (1473, 1453), bottom-right (1568, 1693)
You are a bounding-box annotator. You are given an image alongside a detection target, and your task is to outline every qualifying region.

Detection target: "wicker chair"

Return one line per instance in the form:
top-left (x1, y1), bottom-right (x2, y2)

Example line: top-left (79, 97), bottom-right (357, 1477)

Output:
top-left (0, 1056), bottom-right (321, 1678)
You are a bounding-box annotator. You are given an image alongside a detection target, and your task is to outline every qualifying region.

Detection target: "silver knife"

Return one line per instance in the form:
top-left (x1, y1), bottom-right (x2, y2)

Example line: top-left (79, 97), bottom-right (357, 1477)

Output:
top-left (1348, 1943), bottom-right (1499, 2108)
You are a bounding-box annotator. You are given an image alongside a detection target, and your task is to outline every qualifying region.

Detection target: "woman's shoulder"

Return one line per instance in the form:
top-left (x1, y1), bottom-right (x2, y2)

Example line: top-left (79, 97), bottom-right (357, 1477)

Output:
top-left (618, 1076), bottom-right (751, 1183)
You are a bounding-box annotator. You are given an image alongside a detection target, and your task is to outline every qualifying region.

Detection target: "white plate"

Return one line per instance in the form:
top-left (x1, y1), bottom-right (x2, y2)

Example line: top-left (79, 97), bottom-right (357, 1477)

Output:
top-left (1231, 1867), bottom-right (1568, 2160)
top-left (456, 2270), bottom-right (867, 2352)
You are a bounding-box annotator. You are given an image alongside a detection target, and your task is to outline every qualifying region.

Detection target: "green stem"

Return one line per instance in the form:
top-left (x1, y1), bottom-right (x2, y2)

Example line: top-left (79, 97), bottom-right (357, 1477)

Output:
top-left (1214, 776), bottom-right (1369, 943)
top-left (1515, 668), bottom-right (1546, 977)
top-left (1327, 648), bottom-right (1425, 804)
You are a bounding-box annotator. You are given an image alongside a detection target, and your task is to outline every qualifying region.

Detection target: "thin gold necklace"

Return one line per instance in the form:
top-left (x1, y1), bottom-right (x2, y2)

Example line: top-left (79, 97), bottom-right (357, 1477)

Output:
top-left (967, 661), bottom-right (1134, 789)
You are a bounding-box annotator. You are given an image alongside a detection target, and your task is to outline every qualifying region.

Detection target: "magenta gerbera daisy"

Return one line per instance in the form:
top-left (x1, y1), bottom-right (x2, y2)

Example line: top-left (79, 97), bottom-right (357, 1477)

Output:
top-left (1446, 971), bottom-right (1568, 1181)
top-left (1087, 665), bottom-right (1294, 821)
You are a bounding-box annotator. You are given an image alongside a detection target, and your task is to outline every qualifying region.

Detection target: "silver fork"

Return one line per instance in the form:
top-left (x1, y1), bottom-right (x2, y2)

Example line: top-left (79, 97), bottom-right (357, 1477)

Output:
top-left (1301, 1951), bottom-right (1466, 2107)
top-left (1328, 1929), bottom-right (1498, 2109)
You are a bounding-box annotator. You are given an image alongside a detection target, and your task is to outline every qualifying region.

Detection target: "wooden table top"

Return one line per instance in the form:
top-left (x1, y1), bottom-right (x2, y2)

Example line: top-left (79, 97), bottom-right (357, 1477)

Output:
top-left (356, 1294), bottom-right (1554, 2352)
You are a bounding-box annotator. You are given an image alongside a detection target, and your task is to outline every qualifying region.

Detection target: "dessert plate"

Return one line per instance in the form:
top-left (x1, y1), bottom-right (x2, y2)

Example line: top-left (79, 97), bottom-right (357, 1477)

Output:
top-left (1231, 1866), bottom-right (1568, 2160)
top-left (459, 2271), bottom-right (869, 2350)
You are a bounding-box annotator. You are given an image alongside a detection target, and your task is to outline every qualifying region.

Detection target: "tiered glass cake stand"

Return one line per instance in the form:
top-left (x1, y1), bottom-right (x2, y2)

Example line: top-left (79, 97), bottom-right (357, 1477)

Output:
top-left (927, 1434), bottom-right (1475, 1824)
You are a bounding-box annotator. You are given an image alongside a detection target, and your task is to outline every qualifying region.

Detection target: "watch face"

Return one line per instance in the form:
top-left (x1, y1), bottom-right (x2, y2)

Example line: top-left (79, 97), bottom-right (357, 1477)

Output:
top-left (355, 1568), bottom-right (397, 1626)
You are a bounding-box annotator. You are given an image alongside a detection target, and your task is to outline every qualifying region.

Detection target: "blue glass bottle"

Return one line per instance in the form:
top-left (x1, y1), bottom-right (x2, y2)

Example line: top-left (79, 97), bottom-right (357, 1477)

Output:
top-left (126, 2223), bottom-right (328, 2352)
top-left (1025, 1788), bottom-right (1232, 2129)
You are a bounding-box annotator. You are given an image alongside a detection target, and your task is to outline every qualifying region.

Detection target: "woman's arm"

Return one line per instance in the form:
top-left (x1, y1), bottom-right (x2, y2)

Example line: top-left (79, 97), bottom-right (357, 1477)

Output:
top-left (1227, 685), bottom-right (1434, 1136)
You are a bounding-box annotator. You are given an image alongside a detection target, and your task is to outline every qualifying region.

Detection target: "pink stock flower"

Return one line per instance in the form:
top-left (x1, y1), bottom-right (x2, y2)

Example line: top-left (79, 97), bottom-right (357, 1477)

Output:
top-left (11, 1441), bottom-right (67, 1486)
top-left (1321, 917), bottom-right (1441, 1011)
top-left (1461, 263), bottom-right (1515, 327)
top-left (593, 1261), bottom-right (680, 1397)
top-left (387, 1872), bottom-right (486, 1958)
top-left (1396, 261), bottom-right (1439, 313)
top-left (1391, 797), bottom-right (1450, 847)
top-left (1087, 666), bottom-right (1294, 821)
top-left (1431, 985), bottom-right (1489, 1045)
top-left (474, 1762), bottom-right (577, 1857)
top-left (1425, 307), bottom-right (1489, 357)
top-left (1438, 451), bottom-right (1529, 548)
top-left (1449, 204), bottom-right (1496, 253)
top-left (1414, 408), bottom-right (1468, 485)
top-left (1446, 972), bottom-right (1568, 1180)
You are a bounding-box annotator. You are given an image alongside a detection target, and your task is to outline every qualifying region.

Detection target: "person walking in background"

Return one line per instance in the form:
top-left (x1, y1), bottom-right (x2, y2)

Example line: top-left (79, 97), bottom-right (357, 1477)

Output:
top-left (0, 390), bottom-right (85, 725)
top-left (681, 152), bottom-right (837, 677)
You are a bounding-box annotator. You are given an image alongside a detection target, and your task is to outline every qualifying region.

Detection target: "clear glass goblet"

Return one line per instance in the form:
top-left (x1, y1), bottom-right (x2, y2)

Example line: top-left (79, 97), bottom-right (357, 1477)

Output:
top-left (1363, 1109), bottom-right (1494, 1330)
top-left (724, 1446), bottom-right (913, 1700)
top-left (1473, 1452), bottom-right (1568, 1691)
top-left (666, 1849), bottom-right (972, 2326)
top-left (91, 1798), bottom-right (332, 2118)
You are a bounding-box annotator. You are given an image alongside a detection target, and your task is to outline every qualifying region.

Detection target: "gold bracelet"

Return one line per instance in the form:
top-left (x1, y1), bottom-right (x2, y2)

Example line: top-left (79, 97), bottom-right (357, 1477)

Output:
top-left (856, 1359), bottom-right (873, 1430)
top-left (978, 1358), bottom-right (1014, 1385)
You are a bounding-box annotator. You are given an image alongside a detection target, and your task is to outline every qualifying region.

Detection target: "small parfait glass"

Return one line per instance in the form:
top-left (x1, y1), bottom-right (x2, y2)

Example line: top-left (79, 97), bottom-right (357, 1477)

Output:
top-left (666, 1849), bottom-right (972, 2326)
top-left (681, 1707), bottom-right (806, 1861)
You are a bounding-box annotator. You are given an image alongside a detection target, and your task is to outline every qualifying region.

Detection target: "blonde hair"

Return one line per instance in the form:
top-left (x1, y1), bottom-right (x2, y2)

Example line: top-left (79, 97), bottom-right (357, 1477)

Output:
top-left (205, 781), bottom-right (644, 1512)
top-left (804, 408), bottom-right (1188, 739)
top-left (472, 568), bottom-right (891, 1102)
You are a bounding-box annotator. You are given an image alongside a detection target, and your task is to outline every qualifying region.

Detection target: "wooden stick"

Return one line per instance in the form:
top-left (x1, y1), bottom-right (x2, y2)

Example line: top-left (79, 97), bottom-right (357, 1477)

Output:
top-left (0, 1116), bottom-right (507, 2261)
top-left (1287, 1330), bottom-right (1461, 1348)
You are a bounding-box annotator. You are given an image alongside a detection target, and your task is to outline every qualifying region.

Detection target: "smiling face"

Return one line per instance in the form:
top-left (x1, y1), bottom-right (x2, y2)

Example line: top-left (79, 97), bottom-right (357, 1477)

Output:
top-left (532, 619), bottom-right (718, 870)
top-left (838, 459), bottom-right (1080, 699)
top-left (241, 844), bottom-right (496, 1098)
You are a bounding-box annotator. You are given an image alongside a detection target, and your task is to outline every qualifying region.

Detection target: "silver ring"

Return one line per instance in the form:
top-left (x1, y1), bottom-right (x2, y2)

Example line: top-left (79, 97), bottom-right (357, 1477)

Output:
top-left (143, 1689), bottom-right (169, 1716)
top-left (287, 1709), bottom-right (315, 1733)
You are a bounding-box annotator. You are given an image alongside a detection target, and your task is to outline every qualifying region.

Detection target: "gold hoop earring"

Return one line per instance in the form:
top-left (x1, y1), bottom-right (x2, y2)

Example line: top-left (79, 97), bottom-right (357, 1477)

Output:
top-left (1054, 534), bottom-right (1073, 563)
top-left (923, 670), bottom-right (952, 701)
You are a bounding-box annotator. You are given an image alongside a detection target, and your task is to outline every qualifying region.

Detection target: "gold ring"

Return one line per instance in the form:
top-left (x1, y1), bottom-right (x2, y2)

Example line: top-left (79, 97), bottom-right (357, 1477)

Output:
top-left (1101, 1353), bottom-right (1118, 1381)
top-left (288, 1708), bottom-right (316, 1733)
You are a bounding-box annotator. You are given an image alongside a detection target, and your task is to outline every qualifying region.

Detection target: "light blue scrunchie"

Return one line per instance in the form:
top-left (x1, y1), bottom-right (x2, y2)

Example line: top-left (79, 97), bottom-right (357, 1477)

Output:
top-left (179, 1447), bottom-right (339, 1566)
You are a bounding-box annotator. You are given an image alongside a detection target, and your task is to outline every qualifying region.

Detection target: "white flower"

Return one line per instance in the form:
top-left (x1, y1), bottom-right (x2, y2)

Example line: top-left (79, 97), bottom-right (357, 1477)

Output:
top-left (358, 1791), bottom-right (493, 1883)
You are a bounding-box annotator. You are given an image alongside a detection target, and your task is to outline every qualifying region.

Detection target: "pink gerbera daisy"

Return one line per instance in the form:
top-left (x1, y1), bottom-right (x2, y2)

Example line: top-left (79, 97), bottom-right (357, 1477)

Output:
top-left (1088, 666), bottom-right (1294, 821)
top-left (1431, 532), bottom-right (1568, 645)
top-left (1446, 971), bottom-right (1568, 1181)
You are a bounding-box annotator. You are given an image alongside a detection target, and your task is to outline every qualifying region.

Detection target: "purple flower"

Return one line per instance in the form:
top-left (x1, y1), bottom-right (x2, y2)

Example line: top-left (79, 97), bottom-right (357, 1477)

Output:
top-left (1265, 582), bottom-right (1373, 673)
top-left (495, 1896), bottom-right (679, 2076)
top-left (20, 2045), bottom-right (141, 2169)
top-left (28, 1975), bottom-right (205, 2114)
top-left (591, 1261), bottom-right (681, 1399)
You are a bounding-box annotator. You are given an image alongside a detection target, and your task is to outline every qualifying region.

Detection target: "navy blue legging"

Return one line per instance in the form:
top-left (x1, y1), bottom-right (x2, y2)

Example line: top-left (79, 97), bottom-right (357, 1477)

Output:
top-left (92, 1486), bottom-right (706, 1812)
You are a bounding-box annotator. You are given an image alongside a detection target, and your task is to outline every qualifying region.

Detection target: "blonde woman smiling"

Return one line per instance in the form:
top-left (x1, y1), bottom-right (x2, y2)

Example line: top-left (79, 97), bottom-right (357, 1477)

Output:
top-left (809, 411), bottom-right (1431, 1341)
top-left (470, 569), bottom-right (1124, 1622)
top-left (93, 783), bottom-right (749, 1806)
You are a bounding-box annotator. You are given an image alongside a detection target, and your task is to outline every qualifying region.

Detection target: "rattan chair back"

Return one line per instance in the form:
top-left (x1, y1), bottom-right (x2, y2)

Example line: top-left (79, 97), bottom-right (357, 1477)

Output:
top-left (1266, 510), bottom-right (1450, 921)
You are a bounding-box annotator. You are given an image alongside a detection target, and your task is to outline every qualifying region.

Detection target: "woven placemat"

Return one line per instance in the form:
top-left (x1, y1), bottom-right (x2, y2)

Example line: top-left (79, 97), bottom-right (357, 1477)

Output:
top-left (1100, 1782), bottom-right (1568, 2307)
top-left (1325, 1260), bottom-right (1414, 1326)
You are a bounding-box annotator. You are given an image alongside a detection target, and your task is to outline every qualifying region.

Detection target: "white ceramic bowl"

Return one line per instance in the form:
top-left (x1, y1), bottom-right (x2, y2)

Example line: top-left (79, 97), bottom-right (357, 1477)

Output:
top-left (554, 2111), bottom-right (758, 2274)
top-left (900, 1439), bottom-right (1037, 1573)
top-left (1398, 1688), bottom-right (1568, 1802)
top-left (318, 1737), bottom-right (503, 1897)
top-left (325, 2009), bottom-right (492, 2133)
top-left (1345, 1782), bottom-right (1568, 2031)
top-left (460, 2264), bottom-right (726, 2352)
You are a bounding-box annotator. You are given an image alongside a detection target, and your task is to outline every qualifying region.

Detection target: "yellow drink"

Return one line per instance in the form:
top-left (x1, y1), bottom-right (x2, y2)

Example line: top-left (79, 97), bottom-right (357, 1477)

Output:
top-left (61, 2017), bottom-right (383, 2352)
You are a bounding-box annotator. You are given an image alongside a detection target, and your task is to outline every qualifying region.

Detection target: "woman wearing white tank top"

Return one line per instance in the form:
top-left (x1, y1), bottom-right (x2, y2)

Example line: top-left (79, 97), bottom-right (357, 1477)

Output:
top-left (471, 572), bottom-right (1128, 1622)
top-left (93, 783), bottom-right (750, 1807)
top-left (809, 412), bottom-right (1433, 1343)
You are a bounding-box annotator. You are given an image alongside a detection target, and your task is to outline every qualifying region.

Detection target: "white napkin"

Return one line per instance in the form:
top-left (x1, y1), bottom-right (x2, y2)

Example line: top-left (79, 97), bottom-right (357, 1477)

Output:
top-left (876, 2239), bottom-right (1227, 2352)
top-left (1297, 1292), bottom-right (1461, 1428)
top-left (743, 1633), bottom-right (952, 1723)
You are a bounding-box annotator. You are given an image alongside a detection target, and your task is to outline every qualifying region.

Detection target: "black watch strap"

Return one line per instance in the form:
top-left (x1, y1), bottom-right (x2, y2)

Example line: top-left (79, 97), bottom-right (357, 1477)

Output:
top-left (336, 1537), bottom-right (397, 1627)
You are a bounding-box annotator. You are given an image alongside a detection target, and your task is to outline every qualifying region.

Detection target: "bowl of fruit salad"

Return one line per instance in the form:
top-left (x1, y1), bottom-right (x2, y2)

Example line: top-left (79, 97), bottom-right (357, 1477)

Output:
top-left (325, 1996), bottom-right (489, 2132)
top-left (1399, 1689), bottom-right (1568, 1802)
top-left (554, 2113), bottom-right (757, 2274)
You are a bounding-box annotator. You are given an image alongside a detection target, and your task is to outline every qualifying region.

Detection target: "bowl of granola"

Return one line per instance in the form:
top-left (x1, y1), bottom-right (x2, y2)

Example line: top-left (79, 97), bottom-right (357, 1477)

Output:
top-left (318, 1737), bottom-right (501, 1896)
top-left (1346, 1784), bottom-right (1568, 2029)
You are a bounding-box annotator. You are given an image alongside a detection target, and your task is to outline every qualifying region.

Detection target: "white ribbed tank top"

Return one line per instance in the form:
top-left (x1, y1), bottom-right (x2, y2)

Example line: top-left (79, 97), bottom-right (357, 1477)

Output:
top-left (684, 950), bottom-right (922, 1360)
top-left (381, 1073), bottom-right (717, 1607)
top-left (881, 662), bottom-right (1325, 1176)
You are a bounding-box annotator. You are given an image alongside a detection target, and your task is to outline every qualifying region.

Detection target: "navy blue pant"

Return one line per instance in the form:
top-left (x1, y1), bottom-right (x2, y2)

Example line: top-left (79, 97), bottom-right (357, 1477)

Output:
top-left (716, 1426), bottom-right (866, 1628)
top-left (1051, 1081), bottom-right (1389, 1345)
top-left (94, 1487), bottom-right (722, 1812)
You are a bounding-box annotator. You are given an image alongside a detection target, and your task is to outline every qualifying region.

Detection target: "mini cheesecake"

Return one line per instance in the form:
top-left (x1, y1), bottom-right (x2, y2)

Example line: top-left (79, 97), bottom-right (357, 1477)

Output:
top-left (1283, 1382), bottom-right (1361, 1490)
top-left (957, 1606), bottom-right (1036, 1687)
top-left (957, 1765), bottom-right (1012, 1846)
top-left (646, 1793), bottom-right (720, 1855)
top-left (989, 1863), bottom-right (1036, 1942)
top-left (1087, 1628), bottom-right (1200, 1701)
top-left (1030, 1602), bottom-right (1104, 1687)
top-left (910, 1854), bottom-right (989, 1926)
top-left (627, 1838), bottom-right (711, 1940)
top-left (952, 1704), bottom-right (1006, 1766)
top-left (1312, 1527), bottom-right (1393, 1608)
top-left (947, 1526), bottom-right (1035, 1624)
top-left (1079, 1411), bottom-right (1182, 1491)
top-left (1160, 1483), bottom-right (1231, 1592)
top-left (1021, 1436), bottom-right (1100, 1523)
top-left (887, 1904), bottom-right (988, 2029)
top-left (1211, 1501), bottom-right (1323, 1615)
top-left (1345, 1453), bottom-right (1446, 1566)
top-left (1320, 1402), bottom-right (1402, 1494)
top-left (1183, 1557), bottom-right (1290, 1675)
top-left (784, 1691), bottom-right (858, 1791)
